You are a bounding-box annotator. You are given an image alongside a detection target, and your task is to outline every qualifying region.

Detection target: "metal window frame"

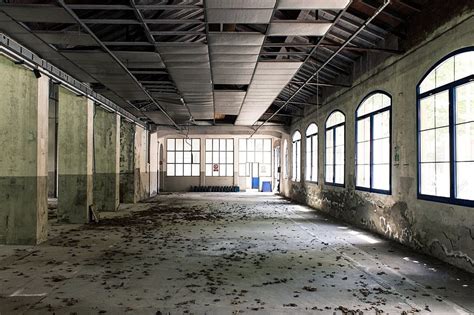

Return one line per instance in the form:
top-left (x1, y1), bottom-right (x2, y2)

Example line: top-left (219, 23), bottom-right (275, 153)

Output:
top-left (166, 138), bottom-right (201, 177)
top-left (355, 91), bottom-right (392, 195)
top-left (292, 131), bottom-right (302, 182)
top-left (205, 138), bottom-right (234, 177)
top-left (305, 123), bottom-right (319, 184)
top-left (325, 110), bottom-right (346, 187)
top-left (416, 47), bottom-right (474, 207)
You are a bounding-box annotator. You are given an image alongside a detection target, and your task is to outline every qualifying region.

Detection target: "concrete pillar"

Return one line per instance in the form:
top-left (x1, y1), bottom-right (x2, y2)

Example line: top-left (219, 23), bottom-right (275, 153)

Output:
top-left (120, 121), bottom-right (135, 203)
top-left (93, 108), bottom-right (120, 212)
top-left (0, 55), bottom-right (49, 244)
top-left (134, 126), bottom-right (149, 201)
top-left (47, 83), bottom-right (58, 198)
top-left (149, 132), bottom-right (158, 196)
top-left (57, 87), bottom-right (93, 223)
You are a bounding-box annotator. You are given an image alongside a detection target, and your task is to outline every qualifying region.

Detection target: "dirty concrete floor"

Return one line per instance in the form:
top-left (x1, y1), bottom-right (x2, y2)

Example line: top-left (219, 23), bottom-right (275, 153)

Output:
top-left (0, 193), bottom-right (473, 314)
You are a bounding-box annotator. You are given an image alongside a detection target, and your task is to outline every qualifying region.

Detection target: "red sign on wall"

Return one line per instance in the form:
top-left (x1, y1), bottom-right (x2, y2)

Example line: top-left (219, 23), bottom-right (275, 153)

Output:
top-left (213, 164), bottom-right (219, 172)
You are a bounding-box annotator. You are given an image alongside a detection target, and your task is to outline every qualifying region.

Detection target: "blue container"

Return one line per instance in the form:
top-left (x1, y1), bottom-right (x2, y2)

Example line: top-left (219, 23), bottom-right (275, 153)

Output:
top-left (262, 181), bottom-right (272, 192)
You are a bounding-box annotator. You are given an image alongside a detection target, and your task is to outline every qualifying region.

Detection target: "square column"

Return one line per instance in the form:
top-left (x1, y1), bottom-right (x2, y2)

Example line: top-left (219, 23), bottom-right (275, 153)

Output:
top-left (120, 121), bottom-right (135, 203)
top-left (57, 87), bottom-right (93, 223)
top-left (93, 108), bottom-right (120, 212)
top-left (0, 55), bottom-right (49, 244)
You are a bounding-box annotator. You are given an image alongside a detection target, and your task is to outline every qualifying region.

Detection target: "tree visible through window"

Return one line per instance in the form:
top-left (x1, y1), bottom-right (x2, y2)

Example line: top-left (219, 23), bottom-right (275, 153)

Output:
top-left (325, 111), bottom-right (345, 185)
top-left (418, 48), bottom-right (474, 205)
top-left (356, 92), bottom-right (391, 193)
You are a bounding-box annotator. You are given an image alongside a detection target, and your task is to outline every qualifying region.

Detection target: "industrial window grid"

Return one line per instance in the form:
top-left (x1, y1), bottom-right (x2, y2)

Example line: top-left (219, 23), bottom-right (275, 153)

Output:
top-left (205, 138), bottom-right (234, 177)
top-left (292, 131), bottom-right (301, 182)
top-left (325, 111), bottom-right (345, 186)
top-left (166, 138), bottom-right (200, 177)
top-left (238, 138), bottom-right (272, 177)
top-left (355, 92), bottom-right (392, 194)
top-left (417, 48), bottom-right (474, 206)
top-left (305, 123), bottom-right (318, 183)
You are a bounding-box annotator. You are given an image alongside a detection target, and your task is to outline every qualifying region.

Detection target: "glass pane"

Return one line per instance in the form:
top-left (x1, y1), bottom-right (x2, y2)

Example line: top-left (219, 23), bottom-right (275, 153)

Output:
top-left (255, 139), bottom-right (263, 151)
top-left (335, 126), bottom-right (344, 145)
top-left (239, 139), bottom-right (246, 151)
top-left (219, 151), bottom-right (226, 163)
top-left (435, 91), bottom-right (449, 128)
top-left (176, 139), bottom-right (183, 150)
top-left (373, 164), bottom-right (390, 191)
top-left (239, 164), bottom-right (246, 176)
top-left (192, 164), bottom-right (199, 176)
top-left (420, 163), bottom-right (436, 195)
top-left (335, 146), bottom-right (344, 165)
top-left (184, 139), bottom-right (191, 151)
top-left (435, 127), bottom-right (450, 162)
top-left (167, 164), bottom-right (175, 176)
top-left (357, 142), bottom-right (370, 165)
top-left (183, 164), bottom-right (191, 176)
top-left (213, 139), bottom-right (219, 151)
top-left (192, 139), bottom-right (200, 151)
top-left (227, 164), bottom-right (234, 177)
top-left (456, 122), bottom-right (474, 162)
top-left (325, 165), bottom-right (333, 183)
top-left (256, 151), bottom-right (263, 163)
top-left (167, 138), bottom-right (175, 151)
top-left (419, 71), bottom-right (435, 94)
top-left (455, 51), bottom-right (474, 81)
top-left (206, 164), bottom-right (212, 176)
top-left (373, 138), bottom-right (390, 164)
top-left (327, 111), bottom-right (345, 128)
top-left (248, 139), bottom-right (255, 151)
top-left (175, 164), bottom-right (183, 176)
top-left (206, 152), bottom-right (212, 163)
top-left (335, 165), bottom-right (344, 184)
top-left (212, 152), bottom-right (219, 163)
top-left (326, 129), bottom-right (334, 148)
top-left (183, 152), bottom-right (192, 163)
top-left (356, 165), bottom-right (370, 188)
top-left (192, 152), bottom-right (200, 164)
top-left (247, 151), bottom-right (255, 163)
top-left (227, 139), bottom-right (234, 151)
top-left (420, 129), bottom-right (435, 162)
top-left (420, 96), bottom-right (435, 131)
top-left (456, 162), bottom-right (474, 200)
top-left (227, 152), bottom-right (234, 163)
top-left (326, 147), bottom-right (334, 166)
top-left (167, 152), bottom-right (175, 163)
top-left (220, 139), bottom-right (226, 151)
top-left (263, 139), bottom-right (272, 151)
top-left (373, 111), bottom-right (390, 139)
top-left (206, 139), bottom-right (212, 151)
top-left (239, 151), bottom-right (246, 163)
top-left (456, 81), bottom-right (474, 124)
top-left (436, 162), bottom-right (450, 197)
top-left (263, 151), bottom-right (271, 163)
top-left (435, 57), bottom-right (454, 88)
top-left (357, 118), bottom-right (370, 142)
top-left (175, 152), bottom-right (183, 163)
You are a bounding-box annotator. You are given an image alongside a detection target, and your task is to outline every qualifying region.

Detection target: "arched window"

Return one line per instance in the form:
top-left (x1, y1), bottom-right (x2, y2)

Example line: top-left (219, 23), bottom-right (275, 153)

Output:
top-left (325, 111), bottom-right (345, 186)
top-left (283, 139), bottom-right (288, 179)
top-left (356, 92), bottom-right (391, 193)
top-left (418, 48), bottom-right (474, 205)
top-left (292, 131), bottom-right (302, 182)
top-left (306, 123), bottom-right (318, 182)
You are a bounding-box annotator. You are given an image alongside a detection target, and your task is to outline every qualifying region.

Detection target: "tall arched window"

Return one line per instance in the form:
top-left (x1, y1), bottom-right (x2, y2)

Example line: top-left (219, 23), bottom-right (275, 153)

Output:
top-left (418, 48), bottom-right (474, 205)
top-left (292, 131), bottom-right (301, 182)
top-left (283, 139), bottom-right (288, 179)
top-left (306, 123), bottom-right (318, 182)
top-left (356, 92), bottom-right (391, 193)
top-left (325, 111), bottom-right (345, 186)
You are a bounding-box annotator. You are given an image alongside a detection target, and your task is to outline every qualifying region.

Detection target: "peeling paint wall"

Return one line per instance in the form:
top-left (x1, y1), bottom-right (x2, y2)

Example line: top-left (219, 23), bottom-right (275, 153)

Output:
top-left (282, 13), bottom-right (474, 273)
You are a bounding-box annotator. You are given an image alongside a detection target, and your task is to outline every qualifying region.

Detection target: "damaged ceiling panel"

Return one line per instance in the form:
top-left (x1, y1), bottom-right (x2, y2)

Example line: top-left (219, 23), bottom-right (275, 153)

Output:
top-left (214, 91), bottom-right (246, 115)
top-left (235, 62), bottom-right (302, 125)
top-left (267, 22), bottom-right (332, 36)
top-left (206, 0), bottom-right (276, 24)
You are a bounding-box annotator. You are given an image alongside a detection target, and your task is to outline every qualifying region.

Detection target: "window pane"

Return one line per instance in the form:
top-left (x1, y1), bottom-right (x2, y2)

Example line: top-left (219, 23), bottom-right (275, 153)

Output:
top-left (255, 139), bottom-right (263, 151)
top-left (176, 139), bottom-right (183, 150)
top-left (175, 152), bottom-right (183, 163)
top-left (192, 164), bottom-right (200, 176)
top-left (227, 152), bottom-right (234, 163)
top-left (263, 151), bottom-right (271, 163)
top-left (247, 151), bottom-right (255, 162)
top-left (455, 51), bottom-right (474, 81)
top-left (239, 151), bottom-right (246, 163)
top-left (192, 139), bottom-right (200, 151)
top-left (213, 139), bottom-right (219, 151)
top-left (435, 163), bottom-right (450, 197)
top-left (325, 165), bottom-right (333, 183)
top-left (206, 164), bottom-right (212, 176)
top-left (312, 137), bottom-right (318, 181)
top-left (184, 152), bottom-right (192, 163)
top-left (420, 163), bottom-right (436, 195)
top-left (373, 111), bottom-right (390, 139)
top-left (326, 129), bottom-right (334, 148)
top-left (356, 165), bottom-right (370, 188)
top-left (357, 118), bottom-right (370, 142)
top-left (205, 152), bottom-right (212, 163)
top-left (435, 57), bottom-right (454, 88)
top-left (326, 147), bottom-right (334, 166)
top-left (421, 163), bottom-right (450, 197)
top-left (183, 164), bottom-right (191, 176)
top-left (420, 71), bottom-right (436, 94)
top-left (248, 139), bottom-right (255, 151)
top-left (435, 91), bottom-right (449, 128)
top-left (263, 139), bottom-right (271, 151)
top-left (227, 139), bottom-right (234, 151)
top-left (335, 165), bottom-right (344, 184)
top-left (373, 138), bottom-right (390, 164)
top-left (239, 164), bottom-right (246, 176)
top-left (167, 139), bottom-right (175, 151)
top-left (192, 152), bottom-right (200, 164)
top-left (357, 142), bottom-right (370, 165)
top-left (456, 81), bottom-right (474, 124)
top-left (435, 127), bottom-right (450, 162)
top-left (206, 139), bottom-right (212, 151)
top-left (335, 126), bottom-right (344, 145)
top-left (456, 122), bottom-right (474, 162)
top-left (256, 151), bottom-right (263, 163)
top-left (456, 162), bottom-right (474, 200)
top-left (335, 146), bottom-right (344, 165)
top-left (212, 152), bottom-right (219, 163)
top-left (175, 164), bottom-right (183, 176)
top-left (420, 96), bottom-right (435, 131)
top-left (373, 164), bottom-right (390, 191)
top-left (167, 152), bottom-right (175, 163)
top-left (219, 151), bottom-right (226, 163)
top-left (227, 164), bottom-right (234, 177)
top-left (167, 164), bottom-right (175, 176)
top-left (220, 139), bottom-right (226, 151)
top-left (184, 139), bottom-right (191, 151)
top-left (239, 139), bottom-right (246, 151)
top-left (420, 130), bottom-right (435, 162)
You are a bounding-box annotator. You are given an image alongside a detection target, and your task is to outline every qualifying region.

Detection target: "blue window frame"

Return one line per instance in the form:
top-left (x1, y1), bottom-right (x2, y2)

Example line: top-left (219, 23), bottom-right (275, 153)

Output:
top-left (355, 92), bottom-right (392, 194)
top-left (325, 111), bottom-right (345, 186)
top-left (417, 47), bottom-right (474, 206)
top-left (305, 123), bottom-right (318, 183)
top-left (292, 131), bottom-right (302, 182)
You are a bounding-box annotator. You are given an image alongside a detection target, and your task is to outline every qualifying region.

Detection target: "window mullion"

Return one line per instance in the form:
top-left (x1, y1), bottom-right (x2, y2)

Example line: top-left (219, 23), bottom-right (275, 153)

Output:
top-left (333, 127), bottom-right (337, 184)
top-left (370, 114), bottom-right (374, 190)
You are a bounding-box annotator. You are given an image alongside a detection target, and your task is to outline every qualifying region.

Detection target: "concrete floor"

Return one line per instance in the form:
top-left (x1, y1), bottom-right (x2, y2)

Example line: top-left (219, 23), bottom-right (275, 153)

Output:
top-left (0, 193), bottom-right (473, 314)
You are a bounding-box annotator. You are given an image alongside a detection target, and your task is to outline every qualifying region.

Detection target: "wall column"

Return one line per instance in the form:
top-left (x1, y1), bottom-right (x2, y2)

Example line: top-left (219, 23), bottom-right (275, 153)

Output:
top-left (93, 108), bottom-right (120, 212)
top-left (57, 87), bottom-right (93, 223)
top-left (120, 121), bottom-right (135, 203)
top-left (0, 56), bottom-right (49, 244)
top-left (149, 132), bottom-right (158, 196)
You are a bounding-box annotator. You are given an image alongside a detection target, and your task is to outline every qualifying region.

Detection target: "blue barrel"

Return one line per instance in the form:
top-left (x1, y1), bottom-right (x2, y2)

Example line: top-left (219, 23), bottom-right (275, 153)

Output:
top-left (261, 181), bottom-right (272, 192)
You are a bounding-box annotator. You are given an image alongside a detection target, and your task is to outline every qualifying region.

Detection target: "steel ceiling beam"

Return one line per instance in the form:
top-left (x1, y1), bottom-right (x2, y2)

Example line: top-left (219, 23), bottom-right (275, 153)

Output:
top-left (57, 0), bottom-right (181, 129)
top-left (250, 0), bottom-right (391, 137)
